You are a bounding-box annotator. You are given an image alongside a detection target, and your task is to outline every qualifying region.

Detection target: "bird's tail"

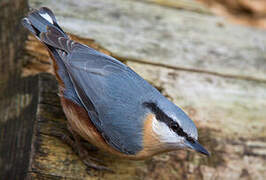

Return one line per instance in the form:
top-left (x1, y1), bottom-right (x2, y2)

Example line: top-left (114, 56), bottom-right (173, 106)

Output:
top-left (22, 7), bottom-right (83, 105)
top-left (22, 7), bottom-right (67, 40)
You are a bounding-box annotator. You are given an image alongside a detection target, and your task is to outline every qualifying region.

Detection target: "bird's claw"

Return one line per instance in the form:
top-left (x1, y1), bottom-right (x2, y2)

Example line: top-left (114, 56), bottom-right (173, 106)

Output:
top-left (83, 159), bottom-right (114, 173)
top-left (50, 127), bottom-right (113, 174)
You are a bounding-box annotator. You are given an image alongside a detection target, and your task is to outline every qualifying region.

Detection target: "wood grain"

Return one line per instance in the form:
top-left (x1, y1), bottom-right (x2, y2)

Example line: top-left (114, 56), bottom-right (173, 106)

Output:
top-left (0, 0), bottom-right (38, 179)
top-left (1, 0), bottom-right (266, 179)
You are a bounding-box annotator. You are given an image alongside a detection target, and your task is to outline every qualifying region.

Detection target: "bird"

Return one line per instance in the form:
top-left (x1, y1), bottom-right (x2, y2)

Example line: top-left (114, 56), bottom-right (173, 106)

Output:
top-left (22, 7), bottom-right (209, 170)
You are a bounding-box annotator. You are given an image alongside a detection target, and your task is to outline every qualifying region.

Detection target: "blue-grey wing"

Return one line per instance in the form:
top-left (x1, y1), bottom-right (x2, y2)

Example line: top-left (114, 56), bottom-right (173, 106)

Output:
top-left (63, 44), bottom-right (160, 154)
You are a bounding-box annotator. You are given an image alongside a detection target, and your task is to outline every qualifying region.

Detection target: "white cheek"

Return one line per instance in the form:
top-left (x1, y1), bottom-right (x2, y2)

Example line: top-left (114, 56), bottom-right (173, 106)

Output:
top-left (39, 13), bottom-right (53, 24)
top-left (152, 117), bottom-right (183, 144)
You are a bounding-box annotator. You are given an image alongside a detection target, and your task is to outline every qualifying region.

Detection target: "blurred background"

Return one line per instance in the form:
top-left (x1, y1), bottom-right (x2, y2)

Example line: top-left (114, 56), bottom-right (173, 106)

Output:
top-left (0, 0), bottom-right (265, 179)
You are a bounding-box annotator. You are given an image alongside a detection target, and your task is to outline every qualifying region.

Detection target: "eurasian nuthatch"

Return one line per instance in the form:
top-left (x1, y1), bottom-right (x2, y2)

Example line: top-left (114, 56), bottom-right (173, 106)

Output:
top-left (22, 7), bottom-right (209, 163)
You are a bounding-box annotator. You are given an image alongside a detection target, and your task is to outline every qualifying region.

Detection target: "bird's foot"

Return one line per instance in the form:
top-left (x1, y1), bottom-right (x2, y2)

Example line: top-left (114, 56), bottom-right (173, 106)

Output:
top-left (50, 128), bottom-right (113, 174)
top-left (83, 158), bottom-right (113, 174)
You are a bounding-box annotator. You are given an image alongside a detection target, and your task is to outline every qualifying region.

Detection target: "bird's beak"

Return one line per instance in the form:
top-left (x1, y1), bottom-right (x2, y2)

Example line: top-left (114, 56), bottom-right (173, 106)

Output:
top-left (185, 140), bottom-right (210, 156)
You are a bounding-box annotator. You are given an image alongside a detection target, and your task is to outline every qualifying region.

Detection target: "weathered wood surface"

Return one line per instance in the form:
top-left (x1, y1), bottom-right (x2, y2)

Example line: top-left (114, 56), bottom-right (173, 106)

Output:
top-left (30, 0), bottom-right (266, 82)
top-left (24, 36), bottom-right (266, 180)
top-left (28, 73), bottom-right (149, 179)
top-left (138, 0), bottom-right (211, 14)
top-left (0, 0), bottom-right (39, 179)
top-left (22, 0), bottom-right (266, 179)
top-left (198, 0), bottom-right (266, 29)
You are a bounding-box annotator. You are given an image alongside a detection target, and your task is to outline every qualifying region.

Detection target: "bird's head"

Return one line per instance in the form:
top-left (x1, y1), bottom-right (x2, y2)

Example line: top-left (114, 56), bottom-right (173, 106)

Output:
top-left (143, 101), bottom-right (209, 156)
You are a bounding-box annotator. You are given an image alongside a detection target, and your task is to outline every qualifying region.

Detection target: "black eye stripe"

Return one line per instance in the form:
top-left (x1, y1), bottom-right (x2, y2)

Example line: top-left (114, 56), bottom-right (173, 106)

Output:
top-left (143, 102), bottom-right (195, 143)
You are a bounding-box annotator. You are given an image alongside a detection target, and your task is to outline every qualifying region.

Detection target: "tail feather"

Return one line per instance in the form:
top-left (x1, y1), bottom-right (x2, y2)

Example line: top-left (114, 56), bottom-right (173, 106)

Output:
top-left (40, 26), bottom-right (77, 53)
top-left (22, 7), bottom-right (66, 39)
top-left (21, 18), bottom-right (38, 36)
top-left (22, 7), bottom-right (82, 106)
top-left (38, 7), bottom-right (57, 24)
top-left (38, 7), bottom-right (66, 34)
top-left (22, 7), bottom-right (79, 53)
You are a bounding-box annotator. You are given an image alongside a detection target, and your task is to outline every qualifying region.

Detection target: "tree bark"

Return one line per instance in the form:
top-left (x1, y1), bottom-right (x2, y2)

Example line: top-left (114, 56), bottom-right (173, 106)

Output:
top-left (0, 1), bottom-right (39, 179)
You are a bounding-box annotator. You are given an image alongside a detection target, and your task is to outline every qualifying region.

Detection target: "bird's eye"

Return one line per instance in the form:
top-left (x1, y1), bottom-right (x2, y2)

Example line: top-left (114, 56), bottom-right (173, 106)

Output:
top-left (187, 136), bottom-right (195, 143)
top-left (171, 124), bottom-right (179, 132)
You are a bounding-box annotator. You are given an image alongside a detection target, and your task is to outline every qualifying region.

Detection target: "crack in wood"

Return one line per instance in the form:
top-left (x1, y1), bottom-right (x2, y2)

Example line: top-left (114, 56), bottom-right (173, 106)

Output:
top-left (115, 55), bottom-right (266, 84)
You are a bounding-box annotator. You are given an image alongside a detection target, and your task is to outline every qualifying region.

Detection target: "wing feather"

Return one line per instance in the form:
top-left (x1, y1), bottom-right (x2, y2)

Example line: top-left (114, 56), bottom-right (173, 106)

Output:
top-left (62, 45), bottom-right (160, 154)
top-left (41, 27), bottom-right (160, 154)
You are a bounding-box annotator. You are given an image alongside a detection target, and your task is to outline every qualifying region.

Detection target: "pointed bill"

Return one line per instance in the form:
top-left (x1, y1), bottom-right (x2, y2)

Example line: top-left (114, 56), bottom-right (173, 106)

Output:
top-left (185, 140), bottom-right (210, 156)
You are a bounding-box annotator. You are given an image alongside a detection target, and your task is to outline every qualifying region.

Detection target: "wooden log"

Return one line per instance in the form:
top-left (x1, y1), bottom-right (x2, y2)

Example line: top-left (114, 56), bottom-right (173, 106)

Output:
top-left (24, 36), bottom-right (266, 179)
top-left (24, 33), bottom-right (266, 179)
top-left (0, 0), bottom-right (38, 179)
top-left (26, 0), bottom-right (266, 179)
top-left (1, 0), bottom-right (266, 179)
top-left (198, 0), bottom-right (266, 29)
top-left (23, 34), bottom-right (211, 179)
top-left (137, 0), bottom-right (211, 14)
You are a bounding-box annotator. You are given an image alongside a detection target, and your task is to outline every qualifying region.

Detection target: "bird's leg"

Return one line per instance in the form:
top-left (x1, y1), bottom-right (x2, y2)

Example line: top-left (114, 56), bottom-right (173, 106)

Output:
top-left (66, 124), bottom-right (113, 173)
top-left (50, 124), bottom-right (113, 173)
top-left (66, 124), bottom-right (102, 162)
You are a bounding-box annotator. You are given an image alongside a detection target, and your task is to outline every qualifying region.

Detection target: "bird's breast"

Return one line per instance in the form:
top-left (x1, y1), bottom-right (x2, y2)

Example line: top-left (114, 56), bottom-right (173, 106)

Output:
top-left (60, 97), bottom-right (169, 159)
top-left (60, 97), bottom-right (125, 156)
top-left (135, 113), bottom-right (169, 159)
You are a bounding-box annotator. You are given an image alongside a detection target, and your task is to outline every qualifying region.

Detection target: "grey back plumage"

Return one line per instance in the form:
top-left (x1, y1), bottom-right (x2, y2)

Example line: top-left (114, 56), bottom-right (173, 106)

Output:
top-left (62, 44), bottom-right (164, 154)
top-left (22, 7), bottom-right (199, 155)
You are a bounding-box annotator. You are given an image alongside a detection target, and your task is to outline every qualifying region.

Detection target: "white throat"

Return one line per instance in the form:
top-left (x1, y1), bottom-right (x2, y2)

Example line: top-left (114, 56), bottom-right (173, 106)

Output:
top-left (151, 116), bottom-right (184, 147)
